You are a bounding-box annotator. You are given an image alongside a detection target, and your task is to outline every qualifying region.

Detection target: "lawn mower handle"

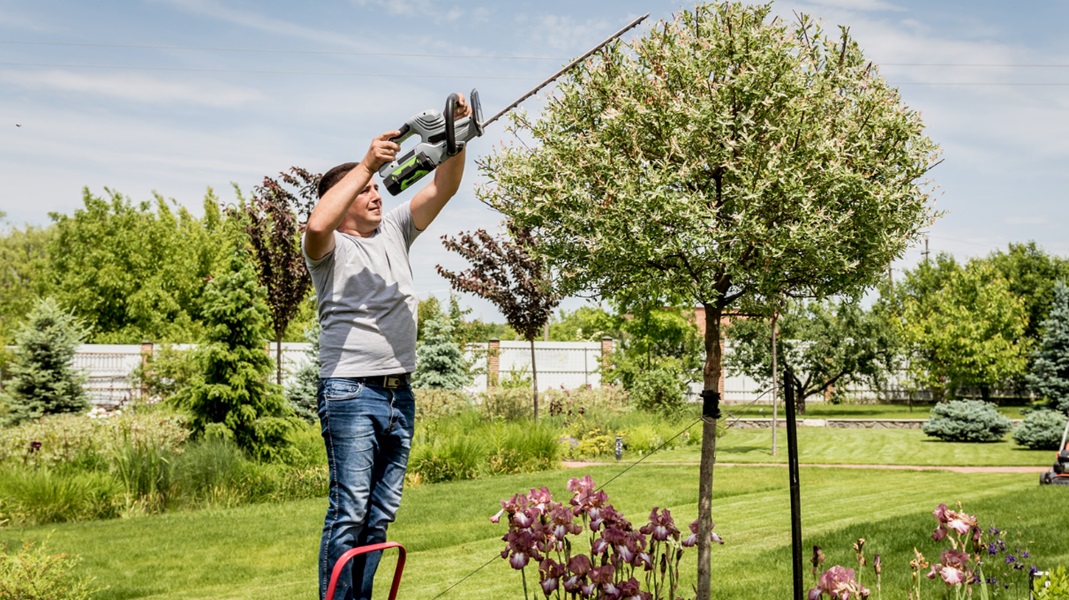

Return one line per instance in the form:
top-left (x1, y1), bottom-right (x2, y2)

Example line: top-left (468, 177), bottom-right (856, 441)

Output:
top-left (325, 541), bottom-right (407, 600)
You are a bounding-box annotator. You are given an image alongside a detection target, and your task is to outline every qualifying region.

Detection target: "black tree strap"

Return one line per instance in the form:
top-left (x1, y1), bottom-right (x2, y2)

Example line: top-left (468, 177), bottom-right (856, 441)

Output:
top-left (701, 389), bottom-right (722, 420)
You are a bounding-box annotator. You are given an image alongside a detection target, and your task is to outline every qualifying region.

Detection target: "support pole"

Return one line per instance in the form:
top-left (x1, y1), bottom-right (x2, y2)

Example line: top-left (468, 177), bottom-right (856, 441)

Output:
top-left (784, 368), bottom-right (803, 600)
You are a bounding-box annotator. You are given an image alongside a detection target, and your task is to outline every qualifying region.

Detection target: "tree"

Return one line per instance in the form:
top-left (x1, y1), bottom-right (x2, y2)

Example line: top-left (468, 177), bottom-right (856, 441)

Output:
top-left (988, 242), bottom-right (1069, 344)
top-left (438, 223), bottom-right (561, 420)
top-left (548, 306), bottom-right (620, 342)
top-left (726, 298), bottom-right (895, 413)
top-left (1, 297), bottom-right (89, 424)
top-left (418, 293), bottom-right (511, 346)
top-left (174, 247), bottom-right (296, 460)
top-left (0, 221), bottom-right (54, 342)
top-left (285, 319), bottom-right (321, 423)
top-left (605, 304), bottom-right (703, 414)
top-left (896, 255), bottom-right (1029, 400)
top-left (47, 189), bottom-right (225, 343)
top-left (1027, 280), bottom-right (1069, 413)
top-left (476, 4), bottom-right (939, 595)
top-left (233, 167), bottom-right (319, 385)
top-left (412, 312), bottom-right (471, 390)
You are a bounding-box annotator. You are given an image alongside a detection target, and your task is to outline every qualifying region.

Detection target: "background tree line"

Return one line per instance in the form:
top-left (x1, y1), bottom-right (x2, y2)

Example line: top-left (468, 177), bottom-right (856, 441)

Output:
top-left (2, 192), bottom-right (1067, 415)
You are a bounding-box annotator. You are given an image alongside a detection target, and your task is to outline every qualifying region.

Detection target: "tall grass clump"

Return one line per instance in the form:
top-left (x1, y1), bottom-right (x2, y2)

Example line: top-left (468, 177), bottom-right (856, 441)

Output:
top-left (112, 437), bottom-right (177, 514)
top-left (0, 468), bottom-right (120, 525)
top-left (171, 437), bottom-right (248, 504)
top-left (409, 412), bottom-right (487, 484)
top-left (486, 420), bottom-right (559, 475)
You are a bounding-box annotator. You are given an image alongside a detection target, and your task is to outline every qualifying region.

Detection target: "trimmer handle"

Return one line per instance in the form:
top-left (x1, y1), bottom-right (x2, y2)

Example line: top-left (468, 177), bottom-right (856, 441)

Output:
top-left (378, 89), bottom-right (483, 196)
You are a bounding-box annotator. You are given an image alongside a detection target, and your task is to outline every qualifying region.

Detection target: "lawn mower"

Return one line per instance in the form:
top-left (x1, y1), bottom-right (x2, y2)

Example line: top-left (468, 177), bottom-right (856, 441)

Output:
top-left (1039, 416), bottom-right (1069, 486)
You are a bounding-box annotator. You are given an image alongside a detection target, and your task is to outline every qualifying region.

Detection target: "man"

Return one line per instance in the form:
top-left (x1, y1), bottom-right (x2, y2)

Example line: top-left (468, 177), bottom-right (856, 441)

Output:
top-left (303, 94), bottom-right (470, 600)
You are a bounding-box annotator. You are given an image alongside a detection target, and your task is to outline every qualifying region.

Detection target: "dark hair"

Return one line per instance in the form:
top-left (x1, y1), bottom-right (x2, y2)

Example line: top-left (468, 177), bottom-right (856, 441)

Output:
top-left (317, 162), bottom-right (359, 199)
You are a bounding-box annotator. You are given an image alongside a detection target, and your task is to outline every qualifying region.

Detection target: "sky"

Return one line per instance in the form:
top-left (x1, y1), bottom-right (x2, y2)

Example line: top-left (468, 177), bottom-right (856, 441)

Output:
top-left (2, 0), bottom-right (1068, 322)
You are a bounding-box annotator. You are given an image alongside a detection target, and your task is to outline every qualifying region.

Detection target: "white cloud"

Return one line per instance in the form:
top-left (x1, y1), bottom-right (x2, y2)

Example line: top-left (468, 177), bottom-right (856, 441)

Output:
top-left (0, 69), bottom-right (264, 107)
top-left (152, 0), bottom-right (381, 51)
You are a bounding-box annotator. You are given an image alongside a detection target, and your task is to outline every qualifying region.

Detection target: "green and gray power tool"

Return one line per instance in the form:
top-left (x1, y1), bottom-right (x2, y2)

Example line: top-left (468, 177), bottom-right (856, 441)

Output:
top-left (378, 90), bottom-right (484, 196)
top-left (376, 12), bottom-right (649, 196)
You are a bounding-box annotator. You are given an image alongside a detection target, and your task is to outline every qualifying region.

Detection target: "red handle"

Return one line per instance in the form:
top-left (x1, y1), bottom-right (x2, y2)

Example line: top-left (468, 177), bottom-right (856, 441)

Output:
top-left (325, 541), bottom-right (407, 600)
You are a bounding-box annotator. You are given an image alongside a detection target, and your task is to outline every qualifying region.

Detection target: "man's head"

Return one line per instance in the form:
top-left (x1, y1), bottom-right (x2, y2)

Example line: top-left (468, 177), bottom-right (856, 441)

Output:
top-left (318, 162), bottom-right (359, 199)
top-left (319, 162), bottom-right (385, 236)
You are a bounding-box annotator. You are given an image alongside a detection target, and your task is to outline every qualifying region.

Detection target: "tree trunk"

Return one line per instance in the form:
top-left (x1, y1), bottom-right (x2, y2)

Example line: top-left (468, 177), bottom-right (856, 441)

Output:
top-left (529, 338), bottom-right (539, 421)
top-left (275, 332), bottom-right (284, 387)
top-left (697, 303), bottom-right (723, 600)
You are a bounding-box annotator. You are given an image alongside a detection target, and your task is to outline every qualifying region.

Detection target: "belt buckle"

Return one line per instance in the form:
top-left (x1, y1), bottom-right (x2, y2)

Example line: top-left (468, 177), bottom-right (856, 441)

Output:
top-left (384, 375), bottom-right (402, 388)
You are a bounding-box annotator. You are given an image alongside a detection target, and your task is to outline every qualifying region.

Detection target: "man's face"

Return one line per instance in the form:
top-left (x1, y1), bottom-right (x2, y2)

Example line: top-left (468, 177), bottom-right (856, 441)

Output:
top-left (350, 180), bottom-right (383, 230)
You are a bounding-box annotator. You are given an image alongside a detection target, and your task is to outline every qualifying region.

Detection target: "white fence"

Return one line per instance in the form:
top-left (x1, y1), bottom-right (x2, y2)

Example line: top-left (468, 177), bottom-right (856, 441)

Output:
top-left (61, 340), bottom-right (909, 408)
top-left (70, 343), bottom-right (313, 407)
top-left (467, 340), bottom-right (606, 393)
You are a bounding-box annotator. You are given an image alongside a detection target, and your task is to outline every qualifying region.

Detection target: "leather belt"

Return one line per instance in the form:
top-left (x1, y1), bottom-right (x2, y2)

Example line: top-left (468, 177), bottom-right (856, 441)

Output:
top-left (353, 374), bottom-right (410, 389)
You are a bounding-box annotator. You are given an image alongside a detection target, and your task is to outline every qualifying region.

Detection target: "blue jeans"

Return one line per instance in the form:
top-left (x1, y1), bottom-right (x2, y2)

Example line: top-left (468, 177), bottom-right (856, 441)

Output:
top-left (317, 377), bottom-right (415, 600)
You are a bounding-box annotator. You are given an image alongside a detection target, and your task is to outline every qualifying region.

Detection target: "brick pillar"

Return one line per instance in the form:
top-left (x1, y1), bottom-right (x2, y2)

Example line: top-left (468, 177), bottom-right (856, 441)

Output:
top-left (600, 336), bottom-right (614, 371)
top-left (140, 341), bottom-right (153, 398)
top-left (487, 339), bottom-right (501, 388)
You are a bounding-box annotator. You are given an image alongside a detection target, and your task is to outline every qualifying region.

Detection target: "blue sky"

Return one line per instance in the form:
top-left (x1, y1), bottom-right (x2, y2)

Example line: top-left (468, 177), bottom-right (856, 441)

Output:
top-left (2, 0), bottom-right (1067, 320)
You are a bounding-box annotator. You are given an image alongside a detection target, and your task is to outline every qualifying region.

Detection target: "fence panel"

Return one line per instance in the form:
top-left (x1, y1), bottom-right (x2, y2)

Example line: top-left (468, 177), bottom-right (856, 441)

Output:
top-left (61, 340), bottom-right (936, 408)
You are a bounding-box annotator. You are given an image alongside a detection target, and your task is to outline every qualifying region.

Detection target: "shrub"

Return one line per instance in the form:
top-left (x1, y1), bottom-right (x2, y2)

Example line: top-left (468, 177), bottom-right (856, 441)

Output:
top-left (172, 250), bottom-right (297, 460)
top-left (412, 313), bottom-right (471, 390)
top-left (283, 321), bottom-right (320, 423)
top-left (132, 344), bottom-right (198, 403)
top-left (1027, 281), bottom-right (1069, 414)
top-left (0, 412), bottom-right (189, 472)
top-left (922, 399), bottom-right (1013, 442)
top-left (0, 538), bottom-right (99, 600)
top-left (280, 422), bottom-right (326, 469)
top-left (171, 437), bottom-right (248, 502)
top-left (1035, 566), bottom-right (1069, 600)
top-left (629, 364), bottom-right (688, 415)
top-left (415, 389), bottom-right (474, 423)
top-left (479, 387), bottom-right (533, 421)
top-left (1014, 409), bottom-right (1068, 450)
top-left (543, 384), bottom-right (630, 418)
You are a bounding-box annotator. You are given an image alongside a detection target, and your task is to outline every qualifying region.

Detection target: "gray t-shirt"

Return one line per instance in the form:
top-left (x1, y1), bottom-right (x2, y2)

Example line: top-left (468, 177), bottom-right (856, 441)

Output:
top-left (302, 202), bottom-right (420, 378)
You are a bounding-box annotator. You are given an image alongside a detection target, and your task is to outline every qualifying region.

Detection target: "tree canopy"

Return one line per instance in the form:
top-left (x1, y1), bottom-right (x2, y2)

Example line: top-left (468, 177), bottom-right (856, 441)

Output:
top-left (47, 189), bottom-right (225, 343)
top-left (726, 298), bottom-right (895, 413)
top-left (894, 254), bottom-right (1029, 400)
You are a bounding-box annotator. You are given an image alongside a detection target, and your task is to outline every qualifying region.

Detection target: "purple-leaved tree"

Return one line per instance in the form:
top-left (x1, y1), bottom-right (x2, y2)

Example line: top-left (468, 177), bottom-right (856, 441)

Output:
top-left (437, 223), bottom-right (560, 420)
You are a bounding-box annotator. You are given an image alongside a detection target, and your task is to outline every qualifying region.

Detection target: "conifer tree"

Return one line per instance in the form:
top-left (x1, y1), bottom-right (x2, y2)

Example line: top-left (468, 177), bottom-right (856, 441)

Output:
top-left (412, 312), bottom-right (470, 390)
top-left (175, 248), bottom-right (295, 459)
top-left (1, 297), bottom-right (88, 424)
top-left (285, 320), bottom-right (320, 423)
top-left (1027, 280), bottom-right (1069, 413)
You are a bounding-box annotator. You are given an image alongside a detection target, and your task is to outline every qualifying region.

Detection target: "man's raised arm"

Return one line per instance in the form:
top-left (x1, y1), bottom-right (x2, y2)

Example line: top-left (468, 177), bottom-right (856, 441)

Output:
top-left (305, 131), bottom-right (400, 259)
top-left (410, 92), bottom-right (471, 231)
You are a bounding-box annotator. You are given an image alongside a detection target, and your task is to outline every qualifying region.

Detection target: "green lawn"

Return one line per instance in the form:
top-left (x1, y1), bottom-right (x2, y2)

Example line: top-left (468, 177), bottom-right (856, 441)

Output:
top-left (3, 463), bottom-right (1066, 599)
top-left (722, 401), bottom-right (1030, 421)
top-left (646, 425), bottom-right (1055, 467)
